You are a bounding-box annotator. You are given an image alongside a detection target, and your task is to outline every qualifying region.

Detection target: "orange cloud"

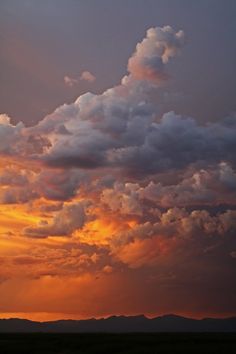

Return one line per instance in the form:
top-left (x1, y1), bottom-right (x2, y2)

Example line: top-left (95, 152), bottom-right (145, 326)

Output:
top-left (0, 25), bottom-right (236, 321)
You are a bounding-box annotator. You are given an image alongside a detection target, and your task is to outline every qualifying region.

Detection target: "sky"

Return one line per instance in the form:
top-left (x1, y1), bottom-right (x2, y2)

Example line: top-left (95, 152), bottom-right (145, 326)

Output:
top-left (0, 0), bottom-right (236, 321)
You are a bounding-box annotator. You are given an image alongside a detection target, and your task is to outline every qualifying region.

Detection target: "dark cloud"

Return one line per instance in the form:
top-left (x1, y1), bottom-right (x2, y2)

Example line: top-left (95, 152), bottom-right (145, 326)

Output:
top-left (134, 162), bottom-right (236, 208)
top-left (35, 169), bottom-right (85, 201)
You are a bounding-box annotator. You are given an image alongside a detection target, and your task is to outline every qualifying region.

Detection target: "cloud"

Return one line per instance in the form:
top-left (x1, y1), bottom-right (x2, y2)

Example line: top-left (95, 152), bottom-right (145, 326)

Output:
top-left (2, 26), bottom-right (236, 189)
top-left (127, 26), bottom-right (185, 83)
top-left (136, 162), bottom-right (236, 208)
top-left (0, 186), bottom-right (36, 204)
top-left (64, 75), bottom-right (78, 87)
top-left (0, 25), bottom-right (236, 319)
top-left (108, 112), bottom-right (236, 176)
top-left (0, 114), bottom-right (25, 155)
top-left (36, 102), bottom-right (236, 178)
top-left (35, 168), bottom-right (85, 201)
top-left (80, 71), bottom-right (96, 83)
top-left (101, 182), bottom-right (142, 216)
top-left (103, 265), bottom-right (113, 274)
top-left (26, 23), bottom-right (234, 177)
top-left (111, 207), bottom-right (236, 268)
top-left (0, 114), bottom-right (12, 125)
top-left (64, 71), bottom-right (96, 87)
top-left (24, 202), bottom-right (87, 238)
top-left (0, 165), bottom-right (37, 204)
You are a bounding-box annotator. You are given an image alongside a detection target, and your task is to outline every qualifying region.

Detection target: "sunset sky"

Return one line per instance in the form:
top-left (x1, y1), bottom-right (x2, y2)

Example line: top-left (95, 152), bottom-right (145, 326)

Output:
top-left (0, 0), bottom-right (236, 322)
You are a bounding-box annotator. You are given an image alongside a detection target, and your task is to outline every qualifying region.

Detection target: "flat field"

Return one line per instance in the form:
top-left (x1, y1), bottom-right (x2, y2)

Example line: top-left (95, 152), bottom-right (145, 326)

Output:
top-left (0, 333), bottom-right (235, 354)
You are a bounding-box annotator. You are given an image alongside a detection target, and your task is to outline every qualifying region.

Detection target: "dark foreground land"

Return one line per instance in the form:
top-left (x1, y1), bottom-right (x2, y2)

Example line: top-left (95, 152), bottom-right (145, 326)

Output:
top-left (0, 333), bottom-right (235, 354)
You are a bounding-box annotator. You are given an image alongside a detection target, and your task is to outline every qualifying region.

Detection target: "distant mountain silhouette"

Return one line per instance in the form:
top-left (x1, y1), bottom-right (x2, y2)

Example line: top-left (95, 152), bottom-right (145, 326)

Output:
top-left (0, 315), bottom-right (236, 332)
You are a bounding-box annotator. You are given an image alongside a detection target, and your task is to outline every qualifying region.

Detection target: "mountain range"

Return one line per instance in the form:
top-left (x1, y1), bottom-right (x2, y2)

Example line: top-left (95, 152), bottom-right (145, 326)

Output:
top-left (0, 315), bottom-right (236, 332)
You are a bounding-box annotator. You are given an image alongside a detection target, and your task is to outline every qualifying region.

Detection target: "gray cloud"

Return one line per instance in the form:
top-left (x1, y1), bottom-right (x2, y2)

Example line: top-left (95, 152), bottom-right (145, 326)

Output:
top-left (138, 162), bottom-right (236, 207)
top-left (5, 26), bottom-right (235, 179)
top-left (20, 25), bottom-right (234, 177)
top-left (24, 202), bottom-right (87, 238)
top-left (35, 168), bottom-right (85, 201)
top-left (111, 207), bottom-right (236, 269)
top-left (37, 103), bottom-right (236, 178)
top-left (0, 114), bottom-right (25, 155)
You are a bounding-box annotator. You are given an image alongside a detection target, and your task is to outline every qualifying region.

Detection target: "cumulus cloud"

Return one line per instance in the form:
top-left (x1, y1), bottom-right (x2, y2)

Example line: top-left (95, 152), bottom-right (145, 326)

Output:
top-left (64, 75), bottom-right (78, 87)
top-left (0, 167), bottom-right (29, 187)
top-left (0, 166), bottom-right (37, 204)
top-left (137, 162), bottom-right (236, 207)
top-left (35, 168), bottom-right (85, 201)
top-left (0, 114), bottom-right (25, 154)
top-left (103, 265), bottom-right (113, 274)
top-left (0, 25), bottom-right (236, 318)
top-left (47, 109), bottom-right (236, 177)
top-left (127, 26), bottom-right (185, 83)
top-left (64, 71), bottom-right (96, 87)
top-left (100, 166), bottom-right (235, 216)
top-left (0, 186), bottom-right (36, 204)
top-left (80, 71), bottom-right (96, 83)
top-left (101, 182), bottom-right (142, 216)
top-left (111, 207), bottom-right (236, 268)
top-left (24, 202), bottom-right (87, 238)
top-left (2, 26), bottom-right (236, 184)
top-left (0, 114), bottom-right (11, 125)
top-left (38, 100), bottom-right (236, 179)
top-left (108, 112), bottom-right (236, 176)
top-left (15, 26), bottom-right (235, 177)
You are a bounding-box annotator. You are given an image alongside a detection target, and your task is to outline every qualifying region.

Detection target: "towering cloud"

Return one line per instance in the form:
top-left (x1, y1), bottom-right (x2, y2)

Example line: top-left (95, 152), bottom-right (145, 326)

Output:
top-left (127, 26), bottom-right (185, 83)
top-left (18, 26), bottom-right (234, 178)
top-left (0, 26), bottom-right (236, 320)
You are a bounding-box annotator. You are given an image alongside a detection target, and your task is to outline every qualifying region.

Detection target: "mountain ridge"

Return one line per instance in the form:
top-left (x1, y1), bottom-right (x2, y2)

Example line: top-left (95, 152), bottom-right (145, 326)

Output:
top-left (0, 314), bottom-right (236, 332)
